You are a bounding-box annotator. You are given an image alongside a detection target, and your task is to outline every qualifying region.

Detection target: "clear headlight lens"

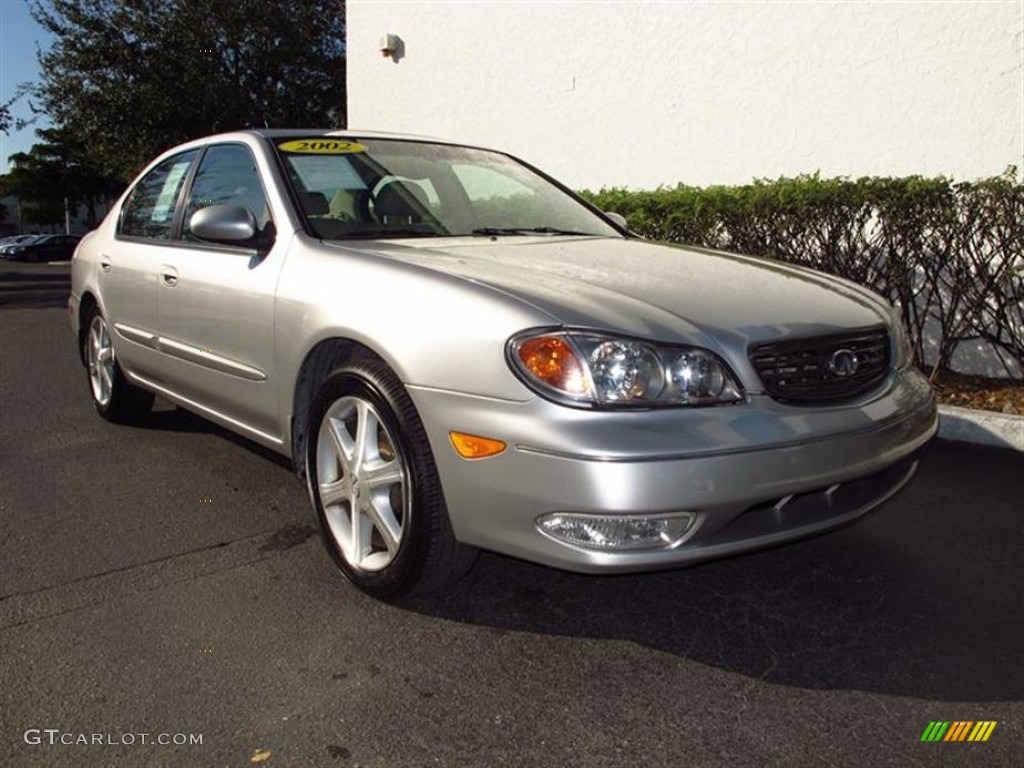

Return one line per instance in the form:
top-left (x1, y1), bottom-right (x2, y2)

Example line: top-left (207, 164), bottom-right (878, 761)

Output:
top-left (670, 350), bottom-right (730, 399)
top-left (589, 340), bottom-right (665, 401)
top-left (509, 330), bottom-right (745, 408)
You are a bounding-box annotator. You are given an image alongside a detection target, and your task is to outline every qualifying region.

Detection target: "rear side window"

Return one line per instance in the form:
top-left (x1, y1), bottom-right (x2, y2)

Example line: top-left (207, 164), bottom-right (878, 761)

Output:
top-left (120, 151), bottom-right (198, 240)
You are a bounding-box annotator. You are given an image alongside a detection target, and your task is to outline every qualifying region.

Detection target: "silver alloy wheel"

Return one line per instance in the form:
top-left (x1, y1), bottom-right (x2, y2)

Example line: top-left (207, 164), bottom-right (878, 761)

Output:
top-left (88, 314), bottom-right (115, 408)
top-left (316, 396), bottom-right (408, 572)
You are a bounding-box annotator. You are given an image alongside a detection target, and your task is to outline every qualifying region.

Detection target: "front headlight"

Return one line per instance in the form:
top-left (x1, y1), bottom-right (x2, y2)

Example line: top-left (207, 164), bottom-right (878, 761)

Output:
top-left (508, 330), bottom-right (745, 408)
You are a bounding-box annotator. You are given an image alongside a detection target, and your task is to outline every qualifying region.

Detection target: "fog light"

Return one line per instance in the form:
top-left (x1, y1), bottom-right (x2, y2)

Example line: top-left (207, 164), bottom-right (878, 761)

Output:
top-left (537, 512), bottom-right (696, 551)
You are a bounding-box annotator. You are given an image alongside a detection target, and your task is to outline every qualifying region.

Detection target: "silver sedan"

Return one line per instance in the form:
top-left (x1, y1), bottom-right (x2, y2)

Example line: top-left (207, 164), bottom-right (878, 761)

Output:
top-left (69, 130), bottom-right (937, 599)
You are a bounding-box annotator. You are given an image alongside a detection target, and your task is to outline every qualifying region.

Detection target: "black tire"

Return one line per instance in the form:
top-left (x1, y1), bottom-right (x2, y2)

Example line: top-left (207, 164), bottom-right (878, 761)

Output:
top-left (83, 305), bottom-right (154, 424)
top-left (305, 357), bottom-right (477, 600)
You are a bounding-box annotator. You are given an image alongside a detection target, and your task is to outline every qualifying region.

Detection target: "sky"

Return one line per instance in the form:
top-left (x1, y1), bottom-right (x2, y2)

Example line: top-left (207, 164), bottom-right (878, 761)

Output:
top-left (0, 0), bottom-right (53, 174)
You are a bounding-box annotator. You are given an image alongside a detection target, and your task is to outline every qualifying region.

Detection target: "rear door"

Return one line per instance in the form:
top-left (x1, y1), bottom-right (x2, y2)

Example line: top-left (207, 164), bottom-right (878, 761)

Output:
top-left (101, 150), bottom-right (199, 380)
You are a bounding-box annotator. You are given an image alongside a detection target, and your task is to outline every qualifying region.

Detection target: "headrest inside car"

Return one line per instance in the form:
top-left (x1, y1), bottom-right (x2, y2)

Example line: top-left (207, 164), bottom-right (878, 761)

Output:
top-left (374, 180), bottom-right (429, 221)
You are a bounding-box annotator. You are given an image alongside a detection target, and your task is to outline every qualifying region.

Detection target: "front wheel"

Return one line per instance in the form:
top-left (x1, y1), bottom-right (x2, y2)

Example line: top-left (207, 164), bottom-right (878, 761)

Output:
top-left (306, 358), bottom-right (477, 600)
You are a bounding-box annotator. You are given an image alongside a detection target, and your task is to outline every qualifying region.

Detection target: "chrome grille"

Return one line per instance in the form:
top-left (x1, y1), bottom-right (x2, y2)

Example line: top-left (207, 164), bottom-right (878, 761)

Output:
top-left (749, 327), bottom-right (890, 403)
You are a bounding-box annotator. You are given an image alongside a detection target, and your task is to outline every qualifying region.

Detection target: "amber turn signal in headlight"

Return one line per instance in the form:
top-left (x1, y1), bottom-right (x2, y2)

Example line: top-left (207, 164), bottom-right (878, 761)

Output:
top-left (449, 431), bottom-right (507, 459)
top-left (515, 336), bottom-right (588, 394)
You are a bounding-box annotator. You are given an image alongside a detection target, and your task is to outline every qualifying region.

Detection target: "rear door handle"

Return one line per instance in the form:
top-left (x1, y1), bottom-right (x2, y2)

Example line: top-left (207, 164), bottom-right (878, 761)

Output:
top-left (99, 257), bottom-right (112, 272)
top-left (161, 265), bottom-right (179, 287)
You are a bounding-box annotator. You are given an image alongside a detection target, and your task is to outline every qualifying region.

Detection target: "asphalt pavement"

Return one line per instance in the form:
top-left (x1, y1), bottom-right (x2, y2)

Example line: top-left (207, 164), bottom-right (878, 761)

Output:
top-left (1, 261), bottom-right (1021, 767)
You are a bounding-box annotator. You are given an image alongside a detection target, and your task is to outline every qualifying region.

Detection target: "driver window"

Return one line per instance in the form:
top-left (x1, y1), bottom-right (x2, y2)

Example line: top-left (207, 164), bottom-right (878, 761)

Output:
top-left (184, 144), bottom-right (273, 246)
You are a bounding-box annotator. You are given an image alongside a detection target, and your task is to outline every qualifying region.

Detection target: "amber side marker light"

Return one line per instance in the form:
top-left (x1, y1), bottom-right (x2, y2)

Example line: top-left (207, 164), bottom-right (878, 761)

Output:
top-left (450, 431), bottom-right (507, 459)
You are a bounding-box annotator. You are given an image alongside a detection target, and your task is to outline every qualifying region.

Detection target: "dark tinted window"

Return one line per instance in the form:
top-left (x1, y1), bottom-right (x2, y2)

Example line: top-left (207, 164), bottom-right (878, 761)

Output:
top-left (183, 144), bottom-right (272, 246)
top-left (120, 151), bottom-right (197, 240)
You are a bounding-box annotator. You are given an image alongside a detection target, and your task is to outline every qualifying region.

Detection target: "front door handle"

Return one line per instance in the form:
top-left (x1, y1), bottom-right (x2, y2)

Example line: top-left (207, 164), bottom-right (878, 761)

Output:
top-left (161, 265), bottom-right (179, 287)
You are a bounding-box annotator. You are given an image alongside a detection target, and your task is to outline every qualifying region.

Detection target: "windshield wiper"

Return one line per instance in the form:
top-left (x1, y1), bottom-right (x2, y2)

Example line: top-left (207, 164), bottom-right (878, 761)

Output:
top-left (470, 227), bottom-right (597, 237)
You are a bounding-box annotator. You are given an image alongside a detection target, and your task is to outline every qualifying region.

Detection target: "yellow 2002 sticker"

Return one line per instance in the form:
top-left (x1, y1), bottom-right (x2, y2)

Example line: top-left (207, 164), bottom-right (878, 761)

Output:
top-left (278, 139), bottom-right (366, 154)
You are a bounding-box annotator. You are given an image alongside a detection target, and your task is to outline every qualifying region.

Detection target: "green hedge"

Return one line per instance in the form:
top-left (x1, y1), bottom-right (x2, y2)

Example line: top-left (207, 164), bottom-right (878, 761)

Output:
top-left (579, 172), bottom-right (1024, 380)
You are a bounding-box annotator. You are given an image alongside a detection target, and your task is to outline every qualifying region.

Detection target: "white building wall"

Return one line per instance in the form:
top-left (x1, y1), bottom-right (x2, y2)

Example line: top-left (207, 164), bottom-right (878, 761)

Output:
top-left (348, 0), bottom-right (1023, 190)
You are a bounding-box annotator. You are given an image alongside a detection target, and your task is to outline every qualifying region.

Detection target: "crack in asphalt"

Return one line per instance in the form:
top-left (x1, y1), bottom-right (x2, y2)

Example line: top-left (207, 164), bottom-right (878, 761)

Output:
top-left (0, 538), bottom-right (239, 603)
top-left (0, 525), bottom-right (317, 633)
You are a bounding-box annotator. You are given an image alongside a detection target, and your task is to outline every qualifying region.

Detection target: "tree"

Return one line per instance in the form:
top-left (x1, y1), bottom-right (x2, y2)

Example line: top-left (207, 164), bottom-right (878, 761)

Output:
top-left (1, 127), bottom-right (124, 228)
top-left (30, 0), bottom-right (346, 180)
top-left (1, 83), bottom-right (35, 137)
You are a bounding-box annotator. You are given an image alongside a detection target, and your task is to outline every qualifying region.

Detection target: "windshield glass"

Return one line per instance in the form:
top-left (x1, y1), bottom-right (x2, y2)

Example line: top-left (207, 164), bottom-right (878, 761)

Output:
top-left (272, 137), bottom-right (622, 240)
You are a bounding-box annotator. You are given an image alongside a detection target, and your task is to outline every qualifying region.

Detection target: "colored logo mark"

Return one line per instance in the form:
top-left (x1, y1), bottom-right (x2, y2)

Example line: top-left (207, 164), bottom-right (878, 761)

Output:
top-left (920, 721), bottom-right (997, 742)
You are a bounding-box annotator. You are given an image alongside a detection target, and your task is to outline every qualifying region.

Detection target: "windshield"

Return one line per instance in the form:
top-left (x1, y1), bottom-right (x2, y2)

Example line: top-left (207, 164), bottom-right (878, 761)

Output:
top-left (272, 137), bottom-right (622, 240)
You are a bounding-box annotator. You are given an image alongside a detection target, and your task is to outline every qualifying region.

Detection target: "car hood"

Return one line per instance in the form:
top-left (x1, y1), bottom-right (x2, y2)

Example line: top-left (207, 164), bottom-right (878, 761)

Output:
top-left (328, 235), bottom-right (891, 350)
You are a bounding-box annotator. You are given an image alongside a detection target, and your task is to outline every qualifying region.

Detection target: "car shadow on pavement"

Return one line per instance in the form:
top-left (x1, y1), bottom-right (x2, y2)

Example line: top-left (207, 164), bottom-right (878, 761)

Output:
top-left (134, 402), bottom-right (295, 471)
top-left (404, 441), bottom-right (1023, 703)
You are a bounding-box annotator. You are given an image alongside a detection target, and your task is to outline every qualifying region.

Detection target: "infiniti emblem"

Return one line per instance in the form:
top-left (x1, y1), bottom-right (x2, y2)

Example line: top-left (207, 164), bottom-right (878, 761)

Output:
top-left (828, 348), bottom-right (859, 378)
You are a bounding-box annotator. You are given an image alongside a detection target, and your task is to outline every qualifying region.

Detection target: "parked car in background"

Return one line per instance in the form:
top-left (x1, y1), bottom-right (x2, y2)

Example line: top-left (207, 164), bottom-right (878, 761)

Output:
top-left (0, 234), bottom-right (38, 246)
top-left (70, 129), bottom-right (937, 600)
top-left (0, 234), bottom-right (42, 257)
top-left (4, 234), bottom-right (82, 263)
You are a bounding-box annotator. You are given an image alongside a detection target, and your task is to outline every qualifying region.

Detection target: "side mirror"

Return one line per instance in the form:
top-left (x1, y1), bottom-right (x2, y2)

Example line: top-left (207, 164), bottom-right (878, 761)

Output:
top-left (604, 211), bottom-right (628, 229)
top-left (189, 205), bottom-right (257, 243)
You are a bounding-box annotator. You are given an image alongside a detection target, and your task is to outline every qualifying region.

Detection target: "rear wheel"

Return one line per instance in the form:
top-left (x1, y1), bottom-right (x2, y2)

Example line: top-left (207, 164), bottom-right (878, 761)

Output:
top-left (84, 306), bottom-right (154, 423)
top-left (306, 358), bottom-right (477, 600)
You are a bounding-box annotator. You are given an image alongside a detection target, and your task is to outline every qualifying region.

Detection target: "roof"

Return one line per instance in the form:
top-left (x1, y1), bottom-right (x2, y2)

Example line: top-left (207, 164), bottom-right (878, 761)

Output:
top-left (240, 128), bottom-right (446, 142)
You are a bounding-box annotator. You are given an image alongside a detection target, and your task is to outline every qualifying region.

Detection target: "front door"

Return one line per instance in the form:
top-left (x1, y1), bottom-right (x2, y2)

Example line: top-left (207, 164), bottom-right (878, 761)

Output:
top-left (154, 143), bottom-right (285, 443)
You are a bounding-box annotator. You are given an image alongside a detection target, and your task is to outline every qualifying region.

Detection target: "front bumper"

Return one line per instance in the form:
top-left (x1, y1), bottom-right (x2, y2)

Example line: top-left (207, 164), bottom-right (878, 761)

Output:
top-left (410, 367), bottom-right (937, 573)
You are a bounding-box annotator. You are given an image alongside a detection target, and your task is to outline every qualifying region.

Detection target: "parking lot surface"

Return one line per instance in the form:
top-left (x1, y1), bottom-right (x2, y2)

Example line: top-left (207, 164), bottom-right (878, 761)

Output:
top-left (1, 262), bottom-right (1021, 767)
